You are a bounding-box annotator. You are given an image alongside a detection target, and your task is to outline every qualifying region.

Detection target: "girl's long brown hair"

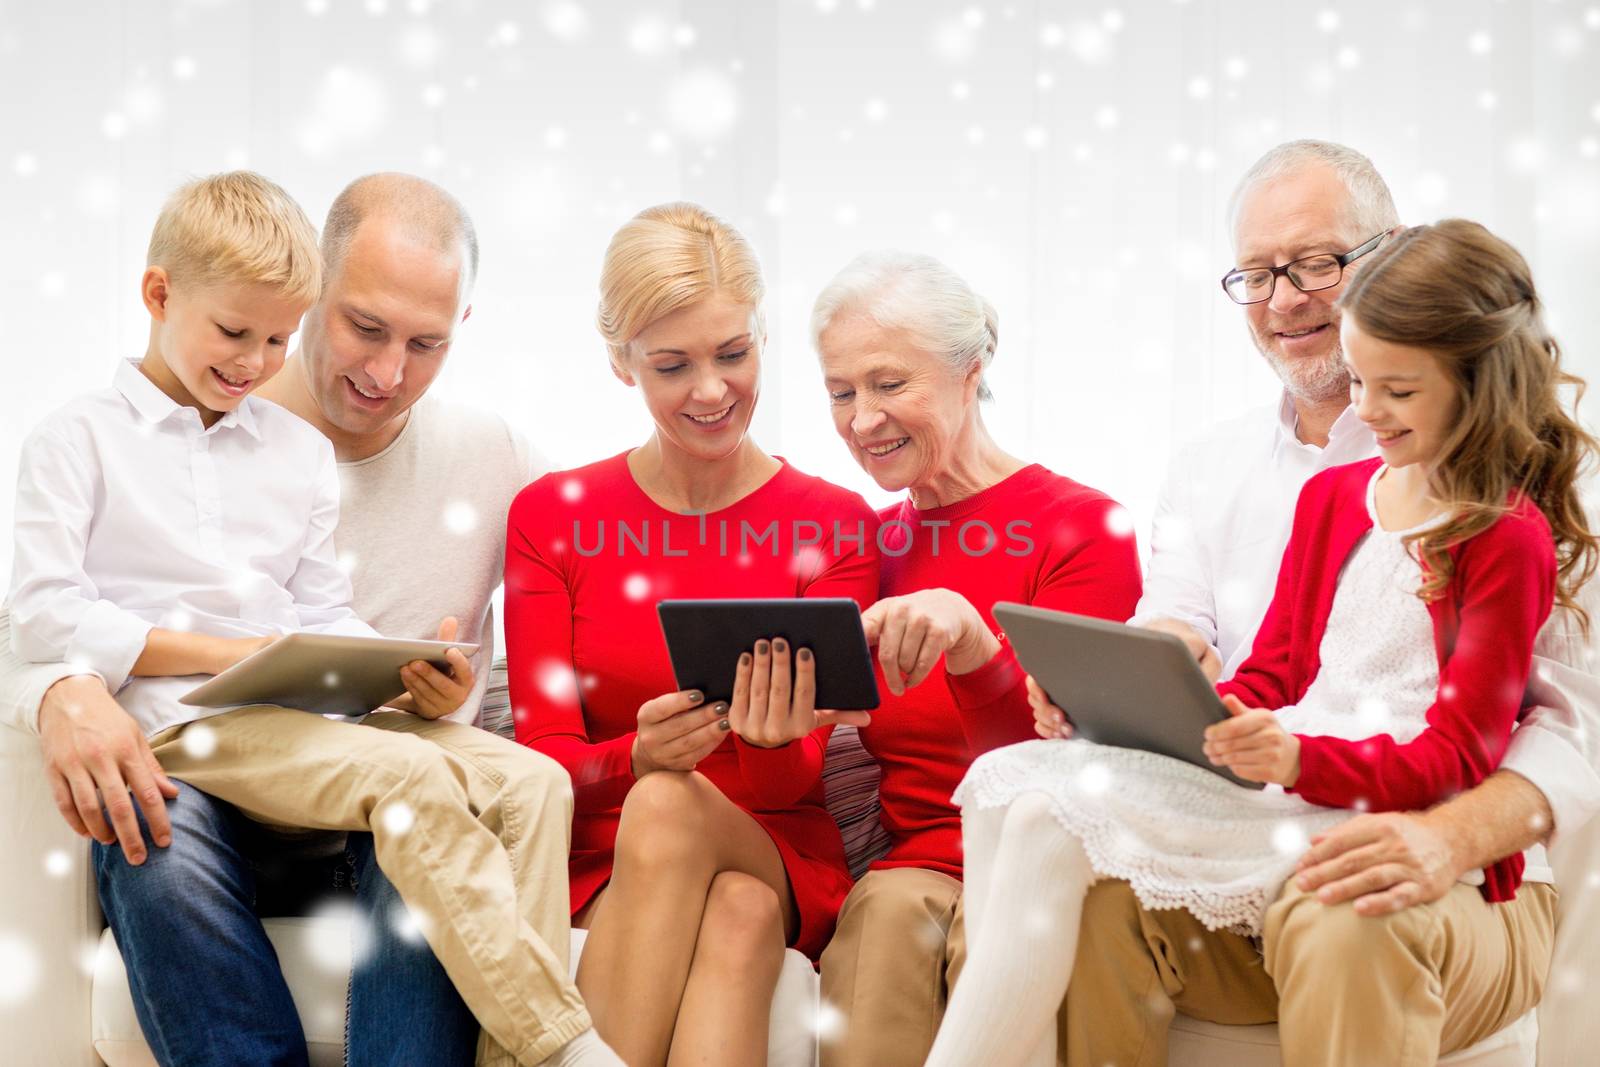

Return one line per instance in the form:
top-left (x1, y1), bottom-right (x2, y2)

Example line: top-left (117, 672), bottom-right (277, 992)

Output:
top-left (1338, 219), bottom-right (1598, 629)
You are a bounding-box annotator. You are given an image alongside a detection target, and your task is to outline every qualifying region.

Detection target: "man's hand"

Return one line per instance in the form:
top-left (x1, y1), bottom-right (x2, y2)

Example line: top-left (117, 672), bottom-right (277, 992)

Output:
top-left (1203, 694), bottom-right (1300, 785)
top-left (38, 675), bottom-right (179, 865)
top-left (1294, 811), bottom-right (1461, 915)
top-left (398, 617), bottom-right (476, 719)
top-left (1144, 617), bottom-right (1222, 682)
top-left (862, 590), bottom-right (1001, 696)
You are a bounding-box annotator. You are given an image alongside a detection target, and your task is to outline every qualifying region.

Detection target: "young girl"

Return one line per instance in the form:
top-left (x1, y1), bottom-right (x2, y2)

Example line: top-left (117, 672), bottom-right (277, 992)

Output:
top-left (926, 219), bottom-right (1598, 1067)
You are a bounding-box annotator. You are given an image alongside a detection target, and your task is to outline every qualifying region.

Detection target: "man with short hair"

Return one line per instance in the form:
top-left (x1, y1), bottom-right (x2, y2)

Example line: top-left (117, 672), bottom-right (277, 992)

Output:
top-left (1, 173), bottom-right (618, 1067)
top-left (1056, 140), bottom-right (1600, 1066)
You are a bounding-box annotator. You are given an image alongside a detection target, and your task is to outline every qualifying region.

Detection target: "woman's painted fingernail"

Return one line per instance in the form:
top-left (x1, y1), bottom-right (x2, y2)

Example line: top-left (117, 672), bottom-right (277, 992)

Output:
top-left (798, 648), bottom-right (812, 662)
top-left (756, 641), bottom-right (769, 655)
top-left (774, 638), bottom-right (787, 653)
top-left (713, 702), bottom-right (729, 715)
top-left (740, 653), bottom-right (752, 666)
top-left (687, 690), bottom-right (704, 704)
top-left (718, 718), bottom-right (732, 731)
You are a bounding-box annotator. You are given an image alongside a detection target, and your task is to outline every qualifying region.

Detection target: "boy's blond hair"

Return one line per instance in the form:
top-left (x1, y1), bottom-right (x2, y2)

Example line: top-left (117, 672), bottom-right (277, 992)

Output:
top-left (146, 171), bottom-right (321, 303)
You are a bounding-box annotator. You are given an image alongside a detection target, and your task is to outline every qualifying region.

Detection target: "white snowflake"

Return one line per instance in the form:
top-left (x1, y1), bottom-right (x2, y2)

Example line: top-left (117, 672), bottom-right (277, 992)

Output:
top-left (950, 80), bottom-right (970, 100)
top-left (1023, 125), bottom-right (1048, 150)
top-left (39, 271), bottom-right (65, 298)
top-left (400, 27), bottom-right (440, 68)
top-left (1271, 821), bottom-right (1309, 856)
top-left (1067, 22), bottom-right (1112, 64)
top-left (541, 1), bottom-right (589, 43)
top-left (664, 68), bottom-right (739, 141)
top-left (1076, 761), bottom-right (1113, 796)
top-left (443, 500), bottom-right (478, 535)
top-left (382, 801), bottom-right (415, 835)
top-left (1105, 505), bottom-right (1135, 537)
top-left (812, 997), bottom-right (848, 1043)
top-left (1336, 46), bottom-right (1360, 69)
top-left (323, 671), bottom-right (340, 688)
top-left (170, 54), bottom-right (197, 80)
top-left (1467, 30), bottom-right (1492, 56)
top-left (1101, 9), bottom-right (1125, 32)
top-left (100, 112), bottom-right (128, 140)
top-left (13, 151), bottom-right (37, 176)
top-left (1094, 104), bottom-right (1119, 129)
top-left (1315, 9), bottom-right (1340, 33)
top-left (392, 901), bottom-right (429, 943)
top-left (1186, 75), bottom-right (1212, 100)
top-left (0, 933), bottom-right (41, 1007)
top-left (182, 722), bottom-right (218, 760)
top-left (43, 850), bottom-right (72, 878)
top-left (308, 900), bottom-right (359, 973)
top-left (628, 15), bottom-right (672, 56)
top-left (863, 97), bottom-right (889, 122)
top-left (297, 67), bottom-right (387, 155)
top-left (931, 16), bottom-right (977, 62)
top-left (1223, 56), bottom-right (1249, 80)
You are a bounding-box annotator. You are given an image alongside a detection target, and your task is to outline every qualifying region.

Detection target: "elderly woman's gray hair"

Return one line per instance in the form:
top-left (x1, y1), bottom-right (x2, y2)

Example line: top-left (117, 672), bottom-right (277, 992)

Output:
top-left (810, 250), bottom-right (999, 402)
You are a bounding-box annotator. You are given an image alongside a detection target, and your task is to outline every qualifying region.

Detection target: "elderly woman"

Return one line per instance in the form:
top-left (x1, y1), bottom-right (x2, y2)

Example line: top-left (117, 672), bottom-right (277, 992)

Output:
top-left (505, 203), bottom-right (879, 1066)
top-left (811, 251), bottom-right (1143, 1067)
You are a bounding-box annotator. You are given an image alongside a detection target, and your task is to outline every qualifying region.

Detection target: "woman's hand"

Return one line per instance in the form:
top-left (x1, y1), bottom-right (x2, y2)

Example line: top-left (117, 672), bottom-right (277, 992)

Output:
top-left (861, 589), bottom-right (1001, 696)
top-left (397, 617), bottom-right (478, 720)
top-left (1026, 673), bottom-right (1074, 740)
top-left (631, 689), bottom-right (731, 776)
top-left (1203, 694), bottom-right (1301, 786)
top-left (727, 638), bottom-right (869, 748)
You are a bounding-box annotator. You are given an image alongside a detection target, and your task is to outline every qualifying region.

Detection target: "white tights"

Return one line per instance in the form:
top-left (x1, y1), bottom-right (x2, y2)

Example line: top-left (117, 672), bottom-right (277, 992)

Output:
top-left (924, 793), bottom-right (1096, 1067)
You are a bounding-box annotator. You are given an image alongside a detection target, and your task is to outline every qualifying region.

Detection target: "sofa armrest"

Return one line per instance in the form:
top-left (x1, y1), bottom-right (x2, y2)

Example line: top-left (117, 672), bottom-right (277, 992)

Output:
top-left (1, 722), bottom-right (103, 1065)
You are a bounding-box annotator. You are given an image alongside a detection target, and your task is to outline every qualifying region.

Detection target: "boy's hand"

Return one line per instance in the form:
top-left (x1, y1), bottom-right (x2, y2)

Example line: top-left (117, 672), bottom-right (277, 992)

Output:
top-left (219, 634), bottom-right (276, 673)
top-left (400, 617), bottom-right (475, 720)
top-left (1203, 694), bottom-right (1300, 786)
top-left (38, 674), bottom-right (180, 865)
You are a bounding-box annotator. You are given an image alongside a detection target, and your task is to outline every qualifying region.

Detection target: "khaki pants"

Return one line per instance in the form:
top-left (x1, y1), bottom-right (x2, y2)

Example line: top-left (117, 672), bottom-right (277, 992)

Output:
top-left (819, 867), bottom-right (968, 1067)
top-left (150, 705), bottom-right (590, 1067)
top-left (1061, 877), bottom-right (1557, 1067)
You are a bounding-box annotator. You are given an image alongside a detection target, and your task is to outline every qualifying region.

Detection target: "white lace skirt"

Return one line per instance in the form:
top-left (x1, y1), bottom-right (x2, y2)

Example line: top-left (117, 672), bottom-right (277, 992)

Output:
top-left (954, 739), bottom-right (1353, 935)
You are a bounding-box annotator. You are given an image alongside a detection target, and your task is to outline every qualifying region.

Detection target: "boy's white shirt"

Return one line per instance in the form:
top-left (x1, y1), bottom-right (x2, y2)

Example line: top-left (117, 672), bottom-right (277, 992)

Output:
top-left (0, 364), bottom-right (544, 736)
top-left (5, 359), bottom-right (375, 737)
top-left (1132, 392), bottom-right (1600, 862)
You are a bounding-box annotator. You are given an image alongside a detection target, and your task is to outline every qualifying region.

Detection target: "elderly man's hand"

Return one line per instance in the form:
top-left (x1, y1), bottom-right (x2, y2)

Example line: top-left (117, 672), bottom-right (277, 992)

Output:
top-left (1143, 617), bottom-right (1222, 682)
top-left (1294, 810), bottom-right (1461, 916)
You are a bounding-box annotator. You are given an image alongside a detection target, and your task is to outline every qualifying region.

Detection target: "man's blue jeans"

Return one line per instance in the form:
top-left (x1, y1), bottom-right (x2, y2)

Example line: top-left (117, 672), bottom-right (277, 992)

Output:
top-left (94, 781), bottom-right (477, 1067)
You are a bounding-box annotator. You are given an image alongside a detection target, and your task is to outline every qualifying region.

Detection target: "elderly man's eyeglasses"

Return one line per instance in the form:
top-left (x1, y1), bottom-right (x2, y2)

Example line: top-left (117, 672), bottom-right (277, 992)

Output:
top-left (1219, 232), bottom-right (1387, 306)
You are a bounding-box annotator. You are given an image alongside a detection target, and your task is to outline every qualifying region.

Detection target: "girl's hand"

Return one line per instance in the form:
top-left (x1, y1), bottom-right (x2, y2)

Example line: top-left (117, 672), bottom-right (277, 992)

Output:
top-left (861, 590), bottom-right (1001, 696)
top-left (1026, 673), bottom-right (1074, 740)
top-left (1203, 694), bottom-right (1301, 786)
top-left (727, 638), bottom-right (868, 747)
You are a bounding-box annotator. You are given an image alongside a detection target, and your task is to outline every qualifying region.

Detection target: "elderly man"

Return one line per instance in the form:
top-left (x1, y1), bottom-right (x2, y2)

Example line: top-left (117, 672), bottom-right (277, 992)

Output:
top-left (1054, 140), bottom-right (1600, 1066)
top-left (0, 174), bottom-right (618, 1067)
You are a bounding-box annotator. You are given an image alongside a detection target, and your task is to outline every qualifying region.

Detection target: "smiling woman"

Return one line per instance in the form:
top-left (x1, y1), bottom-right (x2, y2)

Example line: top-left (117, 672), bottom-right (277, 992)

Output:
top-left (504, 202), bottom-right (881, 1067)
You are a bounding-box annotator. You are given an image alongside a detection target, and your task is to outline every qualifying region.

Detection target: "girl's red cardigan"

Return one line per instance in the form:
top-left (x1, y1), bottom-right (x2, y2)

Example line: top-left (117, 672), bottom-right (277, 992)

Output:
top-left (1216, 457), bottom-right (1556, 901)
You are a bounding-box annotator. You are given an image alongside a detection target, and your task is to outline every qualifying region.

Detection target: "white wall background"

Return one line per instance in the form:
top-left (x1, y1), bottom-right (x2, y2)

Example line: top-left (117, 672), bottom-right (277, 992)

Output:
top-left (3, 0), bottom-right (1599, 585)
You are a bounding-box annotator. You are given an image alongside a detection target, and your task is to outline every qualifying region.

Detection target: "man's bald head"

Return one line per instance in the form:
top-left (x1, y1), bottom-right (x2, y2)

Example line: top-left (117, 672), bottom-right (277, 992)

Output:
top-left (321, 172), bottom-right (478, 292)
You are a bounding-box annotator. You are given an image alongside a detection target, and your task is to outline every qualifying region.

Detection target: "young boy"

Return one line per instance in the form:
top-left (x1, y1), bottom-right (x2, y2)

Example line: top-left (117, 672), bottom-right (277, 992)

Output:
top-left (6, 172), bottom-right (616, 1067)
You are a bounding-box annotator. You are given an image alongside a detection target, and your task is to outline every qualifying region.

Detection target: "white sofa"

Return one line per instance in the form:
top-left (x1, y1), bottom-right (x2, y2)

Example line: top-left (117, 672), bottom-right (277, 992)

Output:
top-left (2, 671), bottom-right (1591, 1066)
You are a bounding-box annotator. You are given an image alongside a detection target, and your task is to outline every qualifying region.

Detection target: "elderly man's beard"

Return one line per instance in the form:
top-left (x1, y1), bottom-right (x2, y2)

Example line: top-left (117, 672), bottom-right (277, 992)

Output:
top-left (1255, 333), bottom-right (1351, 405)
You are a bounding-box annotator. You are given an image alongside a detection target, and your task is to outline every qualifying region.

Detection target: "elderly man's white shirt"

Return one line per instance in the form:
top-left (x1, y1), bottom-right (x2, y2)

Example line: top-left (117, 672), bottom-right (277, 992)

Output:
top-left (5, 359), bottom-right (374, 736)
top-left (1132, 392), bottom-right (1600, 854)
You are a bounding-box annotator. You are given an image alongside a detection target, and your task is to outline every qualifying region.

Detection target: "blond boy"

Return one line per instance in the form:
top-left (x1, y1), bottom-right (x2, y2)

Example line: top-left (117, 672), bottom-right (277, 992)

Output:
top-left (5, 173), bottom-right (615, 1067)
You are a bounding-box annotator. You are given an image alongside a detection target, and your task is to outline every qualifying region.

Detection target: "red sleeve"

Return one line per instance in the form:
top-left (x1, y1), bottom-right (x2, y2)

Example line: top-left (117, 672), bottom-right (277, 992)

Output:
top-left (1292, 510), bottom-right (1557, 811)
top-left (505, 481), bottom-right (637, 810)
top-left (1214, 478), bottom-right (1323, 712)
top-left (949, 494), bottom-right (1145, 754)
top-left (736, 495), bottom-right (882, 807)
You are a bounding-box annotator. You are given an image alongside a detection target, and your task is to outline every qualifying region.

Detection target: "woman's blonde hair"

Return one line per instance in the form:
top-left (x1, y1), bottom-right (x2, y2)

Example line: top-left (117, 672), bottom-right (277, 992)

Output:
top-left (1339, 218), bottom-right (1599, 628)
top-left (146, 171), bottom-right (321, 304)
top-left (596, 202), bottom-right (765, 365)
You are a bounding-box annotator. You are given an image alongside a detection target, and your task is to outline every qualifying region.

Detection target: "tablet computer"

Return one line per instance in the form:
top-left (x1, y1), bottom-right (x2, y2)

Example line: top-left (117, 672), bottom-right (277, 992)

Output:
top-left (992, 602), bottom-right (1260, 789)
top-left (180, 632), bottom-right (480, 718)
top-left (656, 598), bottom-right (879, 711)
